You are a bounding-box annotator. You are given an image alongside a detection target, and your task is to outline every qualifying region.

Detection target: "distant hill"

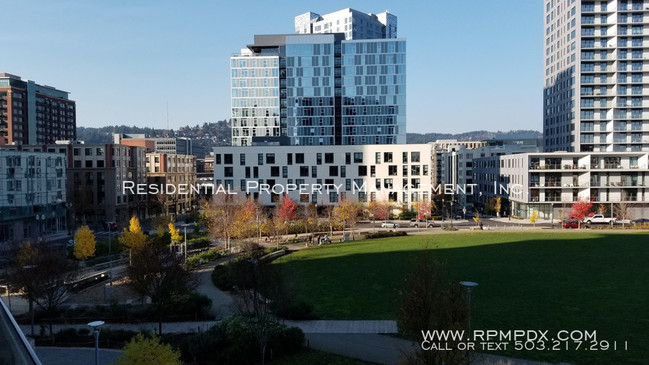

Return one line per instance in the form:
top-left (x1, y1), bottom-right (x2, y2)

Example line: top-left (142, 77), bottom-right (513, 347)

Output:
top-left (407, 130), bottom-right (542, 144)
top-left (77, 124), bottom-right (541, 156)
top-left (77, 120), bottom-right (232, 157)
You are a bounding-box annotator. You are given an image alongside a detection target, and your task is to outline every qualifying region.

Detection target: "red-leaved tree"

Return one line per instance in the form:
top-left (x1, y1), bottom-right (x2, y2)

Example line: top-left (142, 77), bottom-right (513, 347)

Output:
top-left (273, 195), bottom-right (298, 245)
top-left (277, 195), bottom-right (298, 222)
top-left (569, 198), bottom-right (593, 228)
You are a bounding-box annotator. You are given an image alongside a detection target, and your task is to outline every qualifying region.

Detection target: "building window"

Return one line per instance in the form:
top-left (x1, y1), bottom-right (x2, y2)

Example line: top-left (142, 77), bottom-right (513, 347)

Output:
top-left (296, 153), bottom-right (305, 164)
top-left (258, 153), bottom-right (263, 165)
top-left (316, 153), bottom-right (322, 165)
top-left (311, 166), bottom-right (317, 178)
top-left (329, 166), bottom-right (338, 176)
top-left (384, 152), bottom-right (393, 163)
top-left (358, 165), bottom-right (367, 176)
top-left (271, 166), bottom-right (280, 177)
top-left (224, 167), bottom-right (233, 177)
top-left (388, 165), bottom-right (397, 176)
top-left (300, 166), bottom-right (309, 177)
top-left (266, 153), bottom-right (275, 164)
top-left (353, 152), bottom-right (363, 163)
top-left (224, 154), bottom-right (233, 164)
top-left (240, 154), bottom-right (246, 165)
top-left (325, 153), bottom-right (334, 164)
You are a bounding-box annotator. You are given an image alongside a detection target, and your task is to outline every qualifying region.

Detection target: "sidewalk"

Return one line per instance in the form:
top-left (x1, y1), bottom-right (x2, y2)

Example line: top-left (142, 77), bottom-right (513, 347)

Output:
top-left (35, 347), bottom-right (123, 365)
top-left (19, 320), bottom-right (398, 335)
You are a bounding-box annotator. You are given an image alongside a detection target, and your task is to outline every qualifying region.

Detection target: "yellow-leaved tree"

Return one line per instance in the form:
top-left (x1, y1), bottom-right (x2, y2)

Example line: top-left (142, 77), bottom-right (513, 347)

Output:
top-left (117, 333), bottom-right (181, 365)
top-left (529, 210), bottom-right (538, 226)
top-left (73, 225), bottom-right (96, 260)
top-left (119, 216), bottom-right (147, 252)
top-left (169, 223), bottom-right (182, 245)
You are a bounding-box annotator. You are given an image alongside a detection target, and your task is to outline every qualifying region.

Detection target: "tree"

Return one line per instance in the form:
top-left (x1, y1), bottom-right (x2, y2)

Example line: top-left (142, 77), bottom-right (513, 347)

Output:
top-left (333, 197), bottom-right (361, 239)
top-left (301, 203), bottom-right (319, 236)
top-left (398, 254), bottom-right (469, 365)
top-left (168, 223), bottom-right (182, 245)
top-left (233, 199), bottom-right (259, 241)
top-left (492, 197), bottom-right (502, 218)
top-left (11, 243), bottom-right (78, 337)
top-left (269, 195), bottom-right (299, 246)
top-left (614, 191), bottom-right (631, 226)
top-left (529, 210), bottom-right (538, 226)
top-left (368, 201), bottom-right (391, 230)
top-left (598, 203), bottom-right (608, 215)
top-left (204, 196), bottom-right (243, 250)
top-left (127, 240), bottom-right (196, 335)
top-left (118, 333), bottom-right (181, 365)
top-left (73, 225), bottom-right (96, 261)
top-left (276, 195), bottom-right (298, 223)
top-left (472, 211), bottom-right (483, 229)
top-left (119, 216), bottom-right (147, 252)
top-left (414, 200), bottom-right (433, 221)
top-left (569, 198), bottom-right (593, 228)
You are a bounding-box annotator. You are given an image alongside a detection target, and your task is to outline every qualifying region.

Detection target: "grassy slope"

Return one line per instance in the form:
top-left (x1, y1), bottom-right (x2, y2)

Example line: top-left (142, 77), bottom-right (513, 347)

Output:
top-left (273, 232), bottom-right (649, 364)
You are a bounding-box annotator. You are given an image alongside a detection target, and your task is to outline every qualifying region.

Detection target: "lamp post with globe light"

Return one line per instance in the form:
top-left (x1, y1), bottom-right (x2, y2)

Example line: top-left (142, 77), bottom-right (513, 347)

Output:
top-left (88, 320), bottom-right (105, 365)
top-left (459, 281), bottom-right (478, 330)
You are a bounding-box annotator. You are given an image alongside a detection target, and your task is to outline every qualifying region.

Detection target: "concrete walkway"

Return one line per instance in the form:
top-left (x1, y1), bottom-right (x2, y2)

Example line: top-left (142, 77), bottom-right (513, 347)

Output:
top-left (194, 260), bottom-right (235, 319)
top-left (20, 319), bottom-right (398, 335)
top-left (35, 347), bottom-right (123, 365)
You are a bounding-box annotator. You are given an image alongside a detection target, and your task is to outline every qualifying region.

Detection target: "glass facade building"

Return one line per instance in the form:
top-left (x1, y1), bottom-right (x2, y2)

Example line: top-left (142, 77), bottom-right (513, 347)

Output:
top-left (544, 0), bottom-right (649, 153)
top-left (231, 55), bottom-right (280, 146)
top-left (231, 34), bottom-right (406, 146)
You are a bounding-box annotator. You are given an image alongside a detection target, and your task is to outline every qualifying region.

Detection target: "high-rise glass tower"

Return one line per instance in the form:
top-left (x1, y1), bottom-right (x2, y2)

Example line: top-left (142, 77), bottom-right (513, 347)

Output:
top-left (544, 0), bottom-right (649, 153)
top-left (231, 9), bottom-right (405, 147)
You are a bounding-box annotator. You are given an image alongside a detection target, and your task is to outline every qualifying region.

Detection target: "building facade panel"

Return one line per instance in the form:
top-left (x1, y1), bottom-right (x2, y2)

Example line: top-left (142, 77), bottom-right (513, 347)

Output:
top-left (213, 144), bottom-right (432, 207)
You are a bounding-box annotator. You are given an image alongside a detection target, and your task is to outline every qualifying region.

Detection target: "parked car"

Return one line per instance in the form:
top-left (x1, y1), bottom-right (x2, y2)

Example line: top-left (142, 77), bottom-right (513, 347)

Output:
top-left (583, 214), bottom-right (616, 225)
top-left (563, 219), bottom-right (580, 229)
top-left (410, 219), bottom-right (436, 228)
top-left (632, 218), bottom-right (649, 224)
top-left (381, 221), bottom-right (399, 228)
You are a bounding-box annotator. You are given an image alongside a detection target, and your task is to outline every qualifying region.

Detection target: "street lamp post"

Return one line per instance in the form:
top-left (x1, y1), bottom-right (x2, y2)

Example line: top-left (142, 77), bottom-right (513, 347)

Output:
top-left (450, 200), bottom-right (454, 228)
top-left (66, 202), bottom-right (73, 235)
top-left (108, 225), bottom-right (113, 287)
top-left (23, 265), bottom-right (37, 336)
top-left (442, 198), bottom-right (445, 222)
top-left (551, 203), bottom-right (555, 229)
top-left (35, 214), bottom-right (45, 242)
top-left (459, 281), bottom-right (478, 330)
top-left (88, 321), bottom-right (105, 365)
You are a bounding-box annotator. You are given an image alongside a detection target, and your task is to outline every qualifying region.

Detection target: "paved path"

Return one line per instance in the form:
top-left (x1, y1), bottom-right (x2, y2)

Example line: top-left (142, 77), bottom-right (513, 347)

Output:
top-left (283, 320), bottom-right (397, 334)
top-left (35, 347), bottom-right (123, 365)
top-left (20, 320), bottom-right (398, 335)
top-left (306, 333), bottom-right (415, 365)
top-left (193, 260), bottom-right (235, 319)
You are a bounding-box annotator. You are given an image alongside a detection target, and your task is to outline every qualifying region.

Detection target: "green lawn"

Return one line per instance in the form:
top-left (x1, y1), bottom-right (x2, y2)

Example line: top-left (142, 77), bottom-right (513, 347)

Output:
top-left (272, 232), bottom-right (649, 364)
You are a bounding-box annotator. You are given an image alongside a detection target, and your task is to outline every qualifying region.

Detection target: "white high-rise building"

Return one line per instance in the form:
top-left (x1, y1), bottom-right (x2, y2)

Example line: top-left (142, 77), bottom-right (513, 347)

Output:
top-left (295, 8), bottom-right (397, 40)
top-left (543, 0), bottom-right (649, 153)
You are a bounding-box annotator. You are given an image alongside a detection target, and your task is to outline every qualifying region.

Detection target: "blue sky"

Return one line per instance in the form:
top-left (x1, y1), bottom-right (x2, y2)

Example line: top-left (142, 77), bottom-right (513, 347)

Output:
top-left (1, 0), bottom-right (542, 133)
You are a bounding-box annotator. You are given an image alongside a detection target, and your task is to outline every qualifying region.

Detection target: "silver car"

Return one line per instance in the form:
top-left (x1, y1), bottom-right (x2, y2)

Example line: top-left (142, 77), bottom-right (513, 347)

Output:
top-left (381, 221), bottom-right (399, 228)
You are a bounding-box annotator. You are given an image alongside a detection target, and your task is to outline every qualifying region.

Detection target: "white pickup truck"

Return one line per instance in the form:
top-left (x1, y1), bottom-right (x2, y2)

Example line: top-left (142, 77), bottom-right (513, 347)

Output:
top-left (583, 214), bottom-right (616, 225)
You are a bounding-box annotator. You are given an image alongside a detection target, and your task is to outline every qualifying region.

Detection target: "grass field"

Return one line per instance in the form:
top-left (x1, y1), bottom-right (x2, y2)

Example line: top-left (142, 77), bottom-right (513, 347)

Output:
top-left (272, 231), bottom-right (649, 364)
